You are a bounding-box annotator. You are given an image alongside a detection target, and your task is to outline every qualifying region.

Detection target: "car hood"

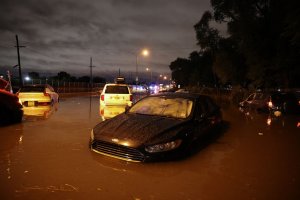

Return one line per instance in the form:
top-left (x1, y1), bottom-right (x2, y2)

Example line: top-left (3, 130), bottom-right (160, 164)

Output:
top-left (93, 113), bottom-right (189, 148)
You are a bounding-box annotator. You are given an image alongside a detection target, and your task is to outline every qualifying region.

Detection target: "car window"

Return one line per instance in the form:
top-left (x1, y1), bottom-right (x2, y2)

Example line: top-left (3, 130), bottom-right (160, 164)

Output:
top-left (129, 96), bottom-right (193, 119)
top-left (105, 86), bottom-right (129, 94)
top-left (20, 86), bottom-right (45, 92)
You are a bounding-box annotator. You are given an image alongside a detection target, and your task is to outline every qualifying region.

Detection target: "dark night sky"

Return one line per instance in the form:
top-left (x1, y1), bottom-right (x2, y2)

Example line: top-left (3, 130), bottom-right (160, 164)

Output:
top-left (0, 0), bottom-right (214, 78)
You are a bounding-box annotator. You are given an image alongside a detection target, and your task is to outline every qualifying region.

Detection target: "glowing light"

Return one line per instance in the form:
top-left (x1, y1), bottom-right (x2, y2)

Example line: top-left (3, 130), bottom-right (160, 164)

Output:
top-left (121, 142), bottom-right (130, 147)
top-left (267, 118), bottom-right (272, 126)
top-left (24, 76), bottom-right (31, 81)
top-left (142, 49), bottom-right (149, 56)
top-left (274, 111), bottom-right (282, 117)
top-left (19, 135), bottom-right (23, 144)
top-left (112, 138), bottom-right (119, 143)
top-left (268, 101), bottom-right (273, 108)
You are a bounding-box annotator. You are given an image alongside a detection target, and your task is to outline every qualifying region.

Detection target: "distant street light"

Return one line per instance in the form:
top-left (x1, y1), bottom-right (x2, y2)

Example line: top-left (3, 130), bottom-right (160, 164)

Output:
top-left (24, 76), bottom-right (33, 85)
top-left (136, 48), bottom-right (149, 84)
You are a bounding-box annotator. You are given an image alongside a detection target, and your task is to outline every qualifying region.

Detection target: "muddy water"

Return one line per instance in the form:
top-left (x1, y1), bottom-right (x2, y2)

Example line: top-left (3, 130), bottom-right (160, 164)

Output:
top-left (0, 95), bottom-right (299, 200)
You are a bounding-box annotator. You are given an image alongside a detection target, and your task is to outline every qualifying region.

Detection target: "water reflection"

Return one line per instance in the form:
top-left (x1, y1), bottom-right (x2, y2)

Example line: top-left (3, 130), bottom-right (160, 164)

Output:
top-left (0, 123), bottom-right (23, 181)
top-left (239, 107), bottom-right (300, 129)
top-left (22, 103), bottom-right (58, 121)
top-left (0, 124), bottom-right (23, 152)
top-left (99, 105), bottom-right (126, 121)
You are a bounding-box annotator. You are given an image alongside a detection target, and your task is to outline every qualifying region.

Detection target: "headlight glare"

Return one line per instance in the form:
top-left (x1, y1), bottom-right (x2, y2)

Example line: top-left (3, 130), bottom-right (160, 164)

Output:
top-left (145, 139), bottom-right (182, 153)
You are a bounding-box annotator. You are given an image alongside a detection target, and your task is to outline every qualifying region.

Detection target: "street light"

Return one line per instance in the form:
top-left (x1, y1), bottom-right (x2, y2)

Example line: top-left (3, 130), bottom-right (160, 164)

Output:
top-left (136, 48), bottom-right (149, 84)
top-left (24, 76), bottom-right (33, 85)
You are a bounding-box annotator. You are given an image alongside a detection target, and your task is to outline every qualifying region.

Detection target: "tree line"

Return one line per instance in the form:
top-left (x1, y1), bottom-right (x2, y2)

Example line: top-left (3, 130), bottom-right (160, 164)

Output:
top-left (169, 0), bottom-right (299, 89)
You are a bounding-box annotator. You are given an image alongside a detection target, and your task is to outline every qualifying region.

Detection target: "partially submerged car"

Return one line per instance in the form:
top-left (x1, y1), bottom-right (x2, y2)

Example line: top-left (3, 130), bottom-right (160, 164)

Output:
top-left (90, 92), bottom-right (222, 162)
top-left (268, 92), bottom-right (300, 115)
top-left (0, 88), bottom-right (23, 125)
top-left (239, 91), bottom-right (300, 115)
top-left (239, 92), bottom-right (270, 111)
top-left (17, 84), bottom-right (59, 107)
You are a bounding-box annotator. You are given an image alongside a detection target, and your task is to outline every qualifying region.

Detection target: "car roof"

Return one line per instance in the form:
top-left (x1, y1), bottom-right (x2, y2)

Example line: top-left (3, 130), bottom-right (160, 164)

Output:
top-left (21, 84), bottom-right (48, 88)
top-left (104, 83), bottom-right (129, 87)
top-left (150, 92), bottom-right (208, 100)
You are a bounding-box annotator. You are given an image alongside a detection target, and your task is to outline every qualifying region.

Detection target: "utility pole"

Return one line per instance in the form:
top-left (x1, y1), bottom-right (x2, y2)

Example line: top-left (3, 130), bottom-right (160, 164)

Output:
top-left (89, 57), bottom-right (95, 89)
top-left (15, 35), bottom-right (26, 87)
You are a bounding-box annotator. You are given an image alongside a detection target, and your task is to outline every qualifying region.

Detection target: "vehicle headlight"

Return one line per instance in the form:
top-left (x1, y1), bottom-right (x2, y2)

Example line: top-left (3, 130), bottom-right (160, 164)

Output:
top-left (90, 129), bottom-right (94, 141)
top-left (145, 139), bottom-right (182, 153)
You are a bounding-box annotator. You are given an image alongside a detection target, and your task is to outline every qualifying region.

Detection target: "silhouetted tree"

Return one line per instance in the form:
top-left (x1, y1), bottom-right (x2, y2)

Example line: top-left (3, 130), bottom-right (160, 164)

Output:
top-left (171, 0), bottom-right (299, 88)
top-left (169, 58), bottom-right (192, 87)
top-left (78, 76), bottom-right (90, 82)
top-left (57, 71), bottom-right (71, 81)
top-left (210, 0), bottom-right (300, 87)
top-left (93, 76), bottom-right (106, 83)
top-left (28, 72), bottom-right (40, 79)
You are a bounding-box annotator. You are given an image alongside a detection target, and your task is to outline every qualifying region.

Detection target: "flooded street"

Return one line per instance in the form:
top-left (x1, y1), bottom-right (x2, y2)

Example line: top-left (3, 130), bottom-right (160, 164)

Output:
top-left (1, 95), bottom-right (300, 200)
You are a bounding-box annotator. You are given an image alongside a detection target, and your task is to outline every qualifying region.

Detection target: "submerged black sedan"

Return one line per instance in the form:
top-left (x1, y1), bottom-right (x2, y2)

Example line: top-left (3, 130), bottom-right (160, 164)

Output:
top-left (90, 93), bottom-right (222, 162)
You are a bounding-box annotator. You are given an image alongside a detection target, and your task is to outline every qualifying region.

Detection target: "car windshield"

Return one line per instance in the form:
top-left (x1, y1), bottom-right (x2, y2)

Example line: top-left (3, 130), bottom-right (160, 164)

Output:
top-left (105, 86), bottom-right (129, 94)
top-left (129, 96), bottom-right (193, 119)
top-left (20, 86), bottom-right (45, 92)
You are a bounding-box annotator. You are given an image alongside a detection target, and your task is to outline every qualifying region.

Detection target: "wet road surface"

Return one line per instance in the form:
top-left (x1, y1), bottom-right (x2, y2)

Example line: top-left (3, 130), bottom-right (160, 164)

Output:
top-left (1, 95), bottom-right (300, 200)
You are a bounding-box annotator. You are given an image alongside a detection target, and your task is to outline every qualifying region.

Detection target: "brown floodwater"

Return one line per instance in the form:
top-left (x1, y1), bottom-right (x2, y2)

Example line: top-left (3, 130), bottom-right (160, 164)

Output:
top-left (0, 95), bottom-right (299, 200)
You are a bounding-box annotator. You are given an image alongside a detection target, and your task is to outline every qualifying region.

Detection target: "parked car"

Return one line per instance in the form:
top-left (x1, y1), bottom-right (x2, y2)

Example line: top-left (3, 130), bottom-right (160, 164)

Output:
top-left (100, 84), bottom-right (132, 106)
top-left (0, 89), bottom-right (23, 125)
top-left (17, 84), bottom-right (59, 107)
top-left (239, 92), bottom-right (270, 111)
top-left (268, 92), bottom-right (300, 115)
top-left (90, 92), bottom-right (222, 162)
top-left (239, 91), bottom-right (300, 115)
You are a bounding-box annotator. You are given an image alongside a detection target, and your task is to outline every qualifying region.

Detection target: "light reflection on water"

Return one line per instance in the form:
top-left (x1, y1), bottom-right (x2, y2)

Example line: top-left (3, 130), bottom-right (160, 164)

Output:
top-left (0, 95), bottom-right (299, 199)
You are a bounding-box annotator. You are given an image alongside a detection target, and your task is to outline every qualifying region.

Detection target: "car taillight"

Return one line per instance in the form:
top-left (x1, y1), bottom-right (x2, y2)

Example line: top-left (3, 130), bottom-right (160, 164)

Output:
top-left (44, 92), bottom-right (50, 97)
top-left (101, 95), bottom-right (104, 101)
top-left (130, 94), bottom-right (133, 101)
top-left (268, 101), bottom-right (273, 108)
top-left (100, 109), bottom-right (104, 116)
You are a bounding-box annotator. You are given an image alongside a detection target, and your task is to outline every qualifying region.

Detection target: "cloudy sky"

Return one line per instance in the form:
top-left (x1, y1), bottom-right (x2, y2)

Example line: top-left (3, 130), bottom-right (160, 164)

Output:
top-left (0, 0), bottom-right (212, 79)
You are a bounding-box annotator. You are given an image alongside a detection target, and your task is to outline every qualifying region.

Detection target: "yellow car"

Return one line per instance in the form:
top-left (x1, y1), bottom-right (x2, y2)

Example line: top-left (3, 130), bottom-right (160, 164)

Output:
top-left (100, 84), bottom-right (132, 106)
top-left (17, 84), bottom-right (59, 107)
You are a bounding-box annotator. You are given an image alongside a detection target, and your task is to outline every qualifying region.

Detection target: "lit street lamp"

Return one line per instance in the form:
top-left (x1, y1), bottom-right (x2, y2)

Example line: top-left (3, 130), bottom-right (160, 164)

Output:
top-left (136, 49), bottom-right (149, 84)
top-left (24, 76), bottom-right (33, 85)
